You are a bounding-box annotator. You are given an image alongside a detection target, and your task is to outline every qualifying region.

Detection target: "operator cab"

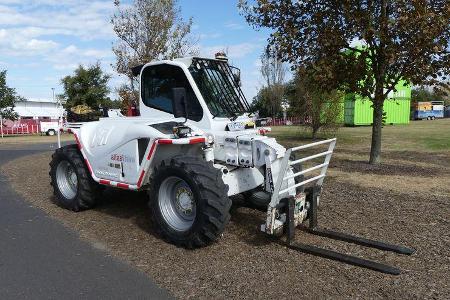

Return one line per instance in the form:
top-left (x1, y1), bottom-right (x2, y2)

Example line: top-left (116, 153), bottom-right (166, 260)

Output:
top-left (133, 54), bottom-right (254, 132)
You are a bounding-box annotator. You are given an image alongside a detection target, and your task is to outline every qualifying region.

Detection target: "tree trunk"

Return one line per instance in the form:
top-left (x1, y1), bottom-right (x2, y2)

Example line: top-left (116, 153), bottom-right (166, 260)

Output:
top-left (369, 99), bottom-right (384, 164)
top-left (369, 0), bottom-right (388, 165)
top-left (311, 124), bottom-right (319, 139)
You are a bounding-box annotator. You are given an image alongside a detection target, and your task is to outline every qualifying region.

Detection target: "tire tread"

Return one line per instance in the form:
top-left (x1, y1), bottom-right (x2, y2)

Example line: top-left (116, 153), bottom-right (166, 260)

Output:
top-left (148, 155), bottom-right (231, 248)
top-left (49, 144), bottom-right (100, 211)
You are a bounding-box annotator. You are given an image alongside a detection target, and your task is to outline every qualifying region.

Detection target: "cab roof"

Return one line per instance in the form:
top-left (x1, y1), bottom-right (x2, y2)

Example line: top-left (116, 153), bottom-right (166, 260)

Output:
top-left (131, 56), bottom-right (227, 77)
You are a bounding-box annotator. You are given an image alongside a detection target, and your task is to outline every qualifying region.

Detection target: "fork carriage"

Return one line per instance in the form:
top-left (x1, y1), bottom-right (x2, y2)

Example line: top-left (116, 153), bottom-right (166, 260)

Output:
top-left (265, 138), bottom-right (414, 275)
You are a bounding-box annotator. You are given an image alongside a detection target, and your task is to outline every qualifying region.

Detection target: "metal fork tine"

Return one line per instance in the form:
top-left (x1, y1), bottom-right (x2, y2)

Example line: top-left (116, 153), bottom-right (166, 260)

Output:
top-left (287, 242), bottom-right (401, 275)
top-left (301, 227), bottom-right (415, 255)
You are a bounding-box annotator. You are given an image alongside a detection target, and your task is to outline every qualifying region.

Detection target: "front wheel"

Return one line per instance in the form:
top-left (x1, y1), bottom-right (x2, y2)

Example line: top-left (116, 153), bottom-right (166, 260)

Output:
top-left (148, 156), bottom-right (231, 248)
top-left (47, 129), bottom-right (56, 136)
top-left (49, 144), bottom-right (100, 211)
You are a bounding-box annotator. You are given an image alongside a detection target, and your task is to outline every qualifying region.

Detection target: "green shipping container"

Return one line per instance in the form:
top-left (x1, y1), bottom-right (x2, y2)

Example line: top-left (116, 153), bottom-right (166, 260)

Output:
top-left (344, 81), bottom-right (411, 126)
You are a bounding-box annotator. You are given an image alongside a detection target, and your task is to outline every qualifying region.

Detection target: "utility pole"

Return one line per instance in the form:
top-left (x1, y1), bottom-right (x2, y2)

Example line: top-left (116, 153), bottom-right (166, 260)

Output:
top-left (1, 114), bottom-right (3, 138)
top-left (52, 87), bottom-right (61, 148)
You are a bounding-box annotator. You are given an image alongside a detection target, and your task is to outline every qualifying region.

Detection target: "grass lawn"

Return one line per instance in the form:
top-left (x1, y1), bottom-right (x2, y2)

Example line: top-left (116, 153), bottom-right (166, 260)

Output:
top-left (0, 133), bottom-right (74, 145)
top-left (270, 117), bottom-right (450, 200)
top-left (270, 118), bottom-right (450, 155)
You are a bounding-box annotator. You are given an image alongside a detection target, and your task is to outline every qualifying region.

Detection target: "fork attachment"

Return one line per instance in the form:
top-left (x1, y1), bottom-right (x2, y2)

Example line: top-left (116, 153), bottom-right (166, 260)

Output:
top-left (285, 186), bottom-right (415, 275)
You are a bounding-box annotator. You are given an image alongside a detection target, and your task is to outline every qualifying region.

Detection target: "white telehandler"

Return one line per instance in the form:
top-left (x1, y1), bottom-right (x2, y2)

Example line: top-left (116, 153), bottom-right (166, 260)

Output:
top-left (50, 55), bottom-right (413, 274)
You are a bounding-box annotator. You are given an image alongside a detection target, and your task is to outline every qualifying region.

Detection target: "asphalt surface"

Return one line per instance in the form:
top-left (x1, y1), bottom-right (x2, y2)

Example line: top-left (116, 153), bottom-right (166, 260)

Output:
top-left (0, 141), bottom-right (171, 300)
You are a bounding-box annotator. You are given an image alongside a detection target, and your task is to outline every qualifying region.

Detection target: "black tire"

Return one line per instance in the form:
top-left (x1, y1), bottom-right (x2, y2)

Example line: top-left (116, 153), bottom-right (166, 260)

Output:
top-left (47, 129), bottom-right (56, 136)
top-left (148, 155), bottom-right (231, 248)
top-left (49, 144), bottom-right (100, 211)
top-left (242, 190), bottom-right (271, 210)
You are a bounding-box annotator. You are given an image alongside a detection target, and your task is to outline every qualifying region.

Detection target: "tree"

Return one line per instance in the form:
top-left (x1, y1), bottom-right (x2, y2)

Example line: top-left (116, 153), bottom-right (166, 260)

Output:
top-left (436, 84), bottom-right (450, 105)
top-left (60, 63), bottom-right (111, 109)
top-left (412, 84), bottom-right (450, 106)
top-left (103, 98), bottom-right (123, 110)
top-left (0, 70), bottom-right (23, 121)
top-left (111, 0), bottom-right (197, 93)
top-left (411, 86), bottom-right (446, 104)
top-left (250, 86), bottom-right (284, 118)
top-left (287, 68), bottom-right (343, 139)
top-left (255, 46), bottom-right (288, 118)
top-left (240, 0), bottom-right (450, 164)
top-left (115, 84), bottom-right (140, 115)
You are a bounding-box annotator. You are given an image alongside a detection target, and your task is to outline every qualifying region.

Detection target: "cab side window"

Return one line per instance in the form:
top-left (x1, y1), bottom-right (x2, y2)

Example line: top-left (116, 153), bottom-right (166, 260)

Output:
top-left (141, 64), bottom-right (203, 121)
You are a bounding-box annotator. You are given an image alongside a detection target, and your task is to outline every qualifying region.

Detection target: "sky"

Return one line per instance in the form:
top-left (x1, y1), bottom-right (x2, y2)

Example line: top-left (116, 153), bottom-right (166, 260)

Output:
top-left (0, 0), bottom-right (273, 102)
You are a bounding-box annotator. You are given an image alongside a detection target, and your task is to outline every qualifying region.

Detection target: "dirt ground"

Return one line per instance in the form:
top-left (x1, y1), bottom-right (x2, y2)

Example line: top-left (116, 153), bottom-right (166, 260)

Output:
top-left (2, 121), bottom-right (449, 299)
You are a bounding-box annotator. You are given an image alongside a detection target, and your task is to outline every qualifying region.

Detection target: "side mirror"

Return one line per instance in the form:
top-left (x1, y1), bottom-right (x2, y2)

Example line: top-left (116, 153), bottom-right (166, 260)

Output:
top-left (172, 87), bottom-right (188, 119)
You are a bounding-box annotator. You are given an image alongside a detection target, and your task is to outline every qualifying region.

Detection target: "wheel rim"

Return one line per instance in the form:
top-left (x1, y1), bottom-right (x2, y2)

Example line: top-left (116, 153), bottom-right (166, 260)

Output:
top-left (56, 160), bottom-right (78, 200)
top-left (158, 176), bottom-right (196, 231)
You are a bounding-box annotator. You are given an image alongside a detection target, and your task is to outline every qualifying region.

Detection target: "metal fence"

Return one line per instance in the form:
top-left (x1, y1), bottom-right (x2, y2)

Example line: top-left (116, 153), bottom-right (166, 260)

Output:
top-left (1, 124), bottom-right (40, 135)
top-left (266, 117), bottom-right (304, 126)
top-left (0, 119), bottom-right (56, 136)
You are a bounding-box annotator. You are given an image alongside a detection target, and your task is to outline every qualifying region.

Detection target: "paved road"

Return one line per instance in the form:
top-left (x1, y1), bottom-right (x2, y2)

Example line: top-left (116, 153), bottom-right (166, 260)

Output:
top-left (0, 142), bottom-right (172, 300)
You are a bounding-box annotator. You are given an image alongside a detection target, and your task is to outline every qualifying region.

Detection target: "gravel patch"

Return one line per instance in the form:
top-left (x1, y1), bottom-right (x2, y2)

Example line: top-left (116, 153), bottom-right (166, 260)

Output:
top-left (2, 151), bottom-right (449, 299)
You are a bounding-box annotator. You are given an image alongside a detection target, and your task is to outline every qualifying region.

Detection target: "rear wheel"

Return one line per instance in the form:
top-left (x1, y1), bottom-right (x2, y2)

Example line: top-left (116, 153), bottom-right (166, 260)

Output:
top-left (148, 156), bottom-right (231, 248)
top-left (49, 144), bottom-right (100, 211)
top-left (47, 129), bottom-right (56, 136)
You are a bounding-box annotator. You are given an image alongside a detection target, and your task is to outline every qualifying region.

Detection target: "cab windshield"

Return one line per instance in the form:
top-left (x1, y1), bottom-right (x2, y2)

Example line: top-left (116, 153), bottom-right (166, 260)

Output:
top-left (188, 58), bottom-right (250, 119)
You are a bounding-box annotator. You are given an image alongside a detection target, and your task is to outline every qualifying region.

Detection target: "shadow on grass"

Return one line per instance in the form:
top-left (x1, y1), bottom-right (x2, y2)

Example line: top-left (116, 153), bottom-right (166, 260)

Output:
top-left (330, 158), bottom-right (445, 177)
top-left (228, 196), bottom-right (274, 247)
top-left (334, 148), bottom-right (450, 170)
top-left (90, 188), bottom-right (272, 247)
top-left (94, 188), bottom-right (160, 238)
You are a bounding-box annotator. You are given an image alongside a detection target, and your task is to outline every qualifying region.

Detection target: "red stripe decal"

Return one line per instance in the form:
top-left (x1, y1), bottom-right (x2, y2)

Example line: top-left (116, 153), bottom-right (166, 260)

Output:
top-left (137, 170), bottom-right (145, 187)
top-left (73, 133), bottom-right (82, 150)
top-left (146, 141), bottom-right (158, 160)
top-left (117, 183), bottom-right (129, 189)
top-left (84, 158), bottom-right (93, 174)
top-left (99, 179), bottom-right (110, 185)
top-left (189, 137), bottom-right (206, 144)
top-left (157, 139), bottom-right (173, 144)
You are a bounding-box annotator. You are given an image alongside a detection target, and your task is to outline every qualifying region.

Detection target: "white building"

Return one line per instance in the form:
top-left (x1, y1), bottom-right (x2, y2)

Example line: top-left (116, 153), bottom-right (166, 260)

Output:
top-left (13, 99), bottom-right (64, 120)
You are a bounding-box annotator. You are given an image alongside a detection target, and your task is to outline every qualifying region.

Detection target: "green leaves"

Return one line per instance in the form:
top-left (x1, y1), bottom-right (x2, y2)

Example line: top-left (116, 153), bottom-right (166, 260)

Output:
top-left (111, 0), bottom-right (197, 81)
top-left (59, 63), bottom-right (111, 109)
top-left (240, 0), bottom-right (450, 98)
top-left (0, 70), bottom-right (21, 120)
top-left (241, 0), bottom-right (450, 162)
top-left (287, 67), bottom-right (343, 138)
